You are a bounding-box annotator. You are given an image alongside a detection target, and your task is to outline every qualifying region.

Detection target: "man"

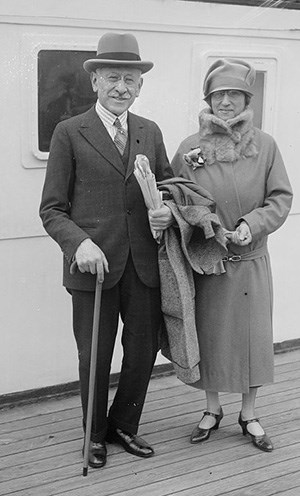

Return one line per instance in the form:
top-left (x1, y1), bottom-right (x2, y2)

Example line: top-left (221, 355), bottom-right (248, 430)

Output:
top-left (40, 32), bottom-right (173, 468)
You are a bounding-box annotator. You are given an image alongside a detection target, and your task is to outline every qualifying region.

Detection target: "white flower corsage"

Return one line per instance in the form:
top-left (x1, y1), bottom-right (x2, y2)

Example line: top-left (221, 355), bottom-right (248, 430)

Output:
top-left (183, 147), bottom-right (205, 170)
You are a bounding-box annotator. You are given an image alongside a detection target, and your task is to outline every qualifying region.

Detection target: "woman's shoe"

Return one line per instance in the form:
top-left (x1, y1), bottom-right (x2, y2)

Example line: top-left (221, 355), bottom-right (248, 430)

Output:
top-left (238, 412), bottom-right (273, 452)
top-left (190, 408), bottom-right (224, 444)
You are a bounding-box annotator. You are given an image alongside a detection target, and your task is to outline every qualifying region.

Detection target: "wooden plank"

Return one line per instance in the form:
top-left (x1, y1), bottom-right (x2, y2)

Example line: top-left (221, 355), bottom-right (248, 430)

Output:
top-left (0, 406), bottom-right (298, 480)
top-left (0, 350), bottom-right (299, 496)
top-left (268, 486), bottom-right (300, 496)
top-left (0, 374), bottom-right (298, 444)
top-left (0, 354), bottom-right (298, 434)
top-left (2, 375), bottom-right (299, 438)
top-left (0, 349), bottom-right (299, 425)
top-left (0, 388), bottom-right (299, 461)
top-left (21, 442), bottom-right (300, 496)
top-left (1, 369), bottom-right (298, 434)
top-left (1, 412), bottom-right (299, 485)
top-left (140, 460), bottom-right (300, 496)
top-left (1, 382), bottom-right (299, 453)
top-left (0, 375), bottom-right (298, 446)
top-left (273, 349), bottom-right (300, 365)
top-left (1, 426), bottom-right (299, 495)
top-left (211, 472), bottom-right (300, 496)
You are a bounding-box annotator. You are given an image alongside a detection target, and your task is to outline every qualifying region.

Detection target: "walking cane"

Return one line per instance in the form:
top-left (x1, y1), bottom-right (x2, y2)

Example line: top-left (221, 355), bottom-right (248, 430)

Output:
top-left (70, 261), bottom-right (103, 477)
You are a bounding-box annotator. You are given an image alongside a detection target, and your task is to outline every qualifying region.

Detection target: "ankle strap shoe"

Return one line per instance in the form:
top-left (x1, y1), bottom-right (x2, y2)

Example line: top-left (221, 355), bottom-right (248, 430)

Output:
top-left (238, 412), bottom-right (273, 452)
top-left (190, 408), bottom-right (224, 444)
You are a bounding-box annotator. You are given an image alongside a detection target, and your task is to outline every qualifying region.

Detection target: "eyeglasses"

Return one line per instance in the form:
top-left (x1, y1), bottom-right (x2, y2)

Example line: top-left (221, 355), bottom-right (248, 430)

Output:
top-left (211, 90), bottom-right (245, 101)
top-left (100, 73), bottom-right (140, 88)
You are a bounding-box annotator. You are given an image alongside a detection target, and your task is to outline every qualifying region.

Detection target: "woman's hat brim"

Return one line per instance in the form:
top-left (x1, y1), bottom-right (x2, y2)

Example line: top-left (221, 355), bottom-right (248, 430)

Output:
top-left (204, 85), bottom-right (253, 102)
top-left (83, 59), bottom-right (154, 74)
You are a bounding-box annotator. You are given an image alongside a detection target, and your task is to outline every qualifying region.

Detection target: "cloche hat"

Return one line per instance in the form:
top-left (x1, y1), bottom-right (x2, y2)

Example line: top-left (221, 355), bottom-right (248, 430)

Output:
top-left (203, 58), bottom-right (256, 100)
top-left (83, 32), bottom-right (154, 74)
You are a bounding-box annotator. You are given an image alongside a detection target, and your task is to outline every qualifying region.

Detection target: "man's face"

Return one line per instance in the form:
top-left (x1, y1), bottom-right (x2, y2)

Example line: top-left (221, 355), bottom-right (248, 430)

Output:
top-left (91, 66), bottom-right (143, 115)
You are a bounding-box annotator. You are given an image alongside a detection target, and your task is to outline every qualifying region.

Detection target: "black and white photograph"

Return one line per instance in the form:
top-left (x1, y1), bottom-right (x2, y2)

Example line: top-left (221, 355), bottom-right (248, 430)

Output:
top-left (0, 1), bottom-right (299, 495)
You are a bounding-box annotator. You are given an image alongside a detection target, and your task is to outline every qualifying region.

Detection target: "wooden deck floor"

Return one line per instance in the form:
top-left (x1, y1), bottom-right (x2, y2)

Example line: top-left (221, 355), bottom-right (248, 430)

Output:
top-left (0, 349), bottom-right (300, 496)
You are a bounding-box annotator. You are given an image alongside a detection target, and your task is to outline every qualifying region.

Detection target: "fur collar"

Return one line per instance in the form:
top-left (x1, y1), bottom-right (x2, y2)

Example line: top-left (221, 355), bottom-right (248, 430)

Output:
top-left (198, 107), bottom-right (258, 165)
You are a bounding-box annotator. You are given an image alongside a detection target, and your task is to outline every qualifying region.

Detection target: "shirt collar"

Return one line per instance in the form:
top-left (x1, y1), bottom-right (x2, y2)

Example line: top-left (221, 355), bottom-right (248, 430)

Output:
top-left (95, 100), bottom-right (128, 130)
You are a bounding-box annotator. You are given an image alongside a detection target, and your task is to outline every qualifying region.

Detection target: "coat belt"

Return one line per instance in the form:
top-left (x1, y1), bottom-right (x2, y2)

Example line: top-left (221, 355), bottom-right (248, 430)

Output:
top-left (222, 246), bottom-right (267, 262)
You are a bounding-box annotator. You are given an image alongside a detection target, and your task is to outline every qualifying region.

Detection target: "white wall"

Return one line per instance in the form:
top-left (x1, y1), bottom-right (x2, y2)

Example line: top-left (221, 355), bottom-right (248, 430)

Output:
top-left (0, 0), bottom-right (299, 395)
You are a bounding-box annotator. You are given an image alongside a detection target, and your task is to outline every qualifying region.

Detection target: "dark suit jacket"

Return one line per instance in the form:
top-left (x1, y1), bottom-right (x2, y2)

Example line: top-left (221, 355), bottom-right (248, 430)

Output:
top-left (40, 106), bottom-right (173, 291)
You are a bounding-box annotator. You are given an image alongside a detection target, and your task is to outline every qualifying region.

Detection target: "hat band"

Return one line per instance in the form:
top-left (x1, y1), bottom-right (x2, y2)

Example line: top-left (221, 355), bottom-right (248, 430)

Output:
top-left (207, 76), bottom-right (252, 96)
top-left (95, 51), bottom-right (141, 61)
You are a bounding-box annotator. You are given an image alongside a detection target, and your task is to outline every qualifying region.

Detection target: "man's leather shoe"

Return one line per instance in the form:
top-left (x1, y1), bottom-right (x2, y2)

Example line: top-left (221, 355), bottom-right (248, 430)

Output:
top-left (106, 428), bottom-right (154, 458)
top-left (83, 441), bottom-right (107, 468)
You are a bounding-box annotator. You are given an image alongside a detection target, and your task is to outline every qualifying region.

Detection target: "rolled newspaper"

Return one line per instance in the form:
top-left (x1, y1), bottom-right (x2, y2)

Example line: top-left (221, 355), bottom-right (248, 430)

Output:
top-left (134, 154), bottom-right (163, 241)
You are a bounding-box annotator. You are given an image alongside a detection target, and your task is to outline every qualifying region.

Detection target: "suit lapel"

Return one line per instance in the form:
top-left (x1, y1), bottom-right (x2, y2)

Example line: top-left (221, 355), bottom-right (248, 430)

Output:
top-left (79, 107), bottom-right (125, 177)
top-left (126, 112), bottom-right (146, 180)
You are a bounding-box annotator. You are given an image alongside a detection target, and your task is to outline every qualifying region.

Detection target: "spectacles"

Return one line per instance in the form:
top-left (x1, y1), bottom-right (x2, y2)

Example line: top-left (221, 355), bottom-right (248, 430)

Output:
top-left (101, 74), bottom-right (140, 88)
top-left (211, 90), bottom-right (245, 101)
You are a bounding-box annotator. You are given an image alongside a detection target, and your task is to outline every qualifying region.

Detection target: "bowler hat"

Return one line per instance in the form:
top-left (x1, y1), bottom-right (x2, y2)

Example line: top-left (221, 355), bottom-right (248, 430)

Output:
top-left (83, 32), bottom-right (154, 74)
top-left (203, 58), bottom-right (256, 100)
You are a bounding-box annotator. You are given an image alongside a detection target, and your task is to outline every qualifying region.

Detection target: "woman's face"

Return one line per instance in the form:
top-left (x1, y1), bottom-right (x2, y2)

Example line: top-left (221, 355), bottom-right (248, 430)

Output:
top-left (210, 90), bottom-right (246, 121)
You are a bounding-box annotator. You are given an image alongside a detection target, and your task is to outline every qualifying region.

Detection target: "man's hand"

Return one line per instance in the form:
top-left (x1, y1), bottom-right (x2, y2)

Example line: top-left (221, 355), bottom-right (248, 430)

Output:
top-left (148, 205), bottom-right (174, 231)
top-left (75, 239), bottom-right (109, 283)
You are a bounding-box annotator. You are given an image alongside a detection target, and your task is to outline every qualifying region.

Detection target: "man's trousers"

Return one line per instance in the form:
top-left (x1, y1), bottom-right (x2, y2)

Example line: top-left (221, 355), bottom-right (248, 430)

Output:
top-left (71, 255), bottom-right (162, 443)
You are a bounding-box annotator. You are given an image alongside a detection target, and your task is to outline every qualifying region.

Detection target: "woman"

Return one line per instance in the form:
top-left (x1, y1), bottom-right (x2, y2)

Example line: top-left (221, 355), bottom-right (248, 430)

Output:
top-left (171, 58), bottom-right (293, 452)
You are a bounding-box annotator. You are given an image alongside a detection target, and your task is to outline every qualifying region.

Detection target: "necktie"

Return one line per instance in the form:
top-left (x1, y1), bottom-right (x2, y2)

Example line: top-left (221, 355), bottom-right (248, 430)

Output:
top-left (114, 118), bottom-right (127, 155)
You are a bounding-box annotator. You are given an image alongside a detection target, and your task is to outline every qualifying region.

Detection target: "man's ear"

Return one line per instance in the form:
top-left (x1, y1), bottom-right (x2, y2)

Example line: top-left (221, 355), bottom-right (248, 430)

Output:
top-left (90, 72), bottom-right (98, 92)
top-left (136, 77), bottom-right (143, 97)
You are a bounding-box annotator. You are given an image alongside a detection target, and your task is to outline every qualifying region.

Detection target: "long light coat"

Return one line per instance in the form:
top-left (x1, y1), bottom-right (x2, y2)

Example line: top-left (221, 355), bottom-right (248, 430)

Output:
top-left (171, 108), bottom-right (293, 393)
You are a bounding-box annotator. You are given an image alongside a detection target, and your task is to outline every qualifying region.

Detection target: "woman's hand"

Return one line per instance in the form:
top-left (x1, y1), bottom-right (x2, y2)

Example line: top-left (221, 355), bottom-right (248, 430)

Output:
top-left (224, 221), bottom-right (252, 246)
